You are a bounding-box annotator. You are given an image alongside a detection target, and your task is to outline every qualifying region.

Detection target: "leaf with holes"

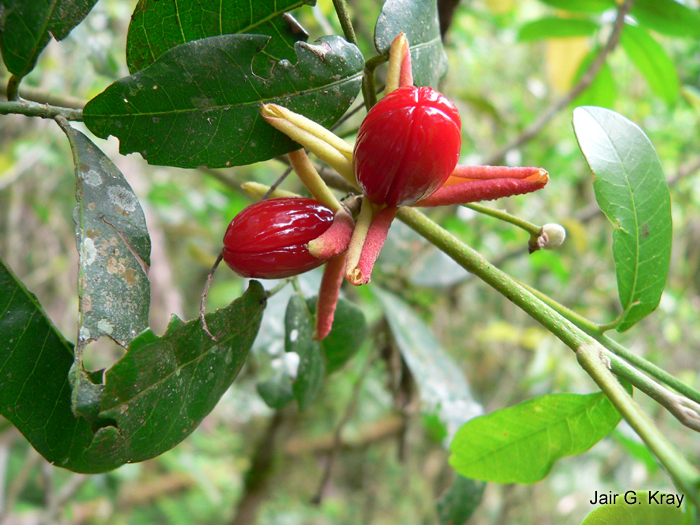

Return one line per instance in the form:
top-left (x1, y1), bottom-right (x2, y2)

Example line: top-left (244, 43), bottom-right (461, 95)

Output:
top-left (83, 35), bottom-right (363, 169)
top-left (573, 107), bottom-right (672, 331)
top-left (0, 0), bottom-right (98, 78)
top-left (374, 0), bottom-right (448, 88)
top-left (126, 0), bottom-right (315, 76)
top-left (449, 392), bottom-right (621, 484)
top-left (0, 265), bottom-right (266, 473)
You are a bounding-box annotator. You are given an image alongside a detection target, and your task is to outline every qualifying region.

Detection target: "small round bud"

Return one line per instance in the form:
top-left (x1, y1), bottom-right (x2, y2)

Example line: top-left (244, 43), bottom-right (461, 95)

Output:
top-left (542, 223), bottom-right (566, 250)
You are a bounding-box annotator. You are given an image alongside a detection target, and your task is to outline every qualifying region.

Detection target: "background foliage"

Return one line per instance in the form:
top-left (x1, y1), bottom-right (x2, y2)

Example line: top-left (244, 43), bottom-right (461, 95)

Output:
top-left (1, 0), bottom-right (700, 523)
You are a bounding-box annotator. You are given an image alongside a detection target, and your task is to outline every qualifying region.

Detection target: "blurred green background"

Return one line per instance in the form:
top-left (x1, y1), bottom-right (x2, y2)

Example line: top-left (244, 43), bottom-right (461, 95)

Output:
top-left (1, 0), bottom-right (699, 523)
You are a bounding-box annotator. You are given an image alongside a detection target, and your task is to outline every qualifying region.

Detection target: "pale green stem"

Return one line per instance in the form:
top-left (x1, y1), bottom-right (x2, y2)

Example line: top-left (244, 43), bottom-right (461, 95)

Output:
top-left (396, 206), bottom-right (700, 503)
top-left (578, 343), bottom-right (700, 501)
top-left (465, 203), bottom-right (542, 236)
top-left (519, 279), bottom-right (700, 406)
top-left (0, 99), bottom-right (82, 120)
top-left (331, 0), bottom-right (359, 47)
top-left (288, 149), bottom-right (343, 212)
top-left (362, 54), bottom-right (388, 110)
top-left (6, 75), bottom-right (21, 101)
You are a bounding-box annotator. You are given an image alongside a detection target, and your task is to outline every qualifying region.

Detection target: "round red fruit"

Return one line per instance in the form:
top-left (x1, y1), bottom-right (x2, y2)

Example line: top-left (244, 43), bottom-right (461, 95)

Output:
top-left (222, 198), bottom-right (334, 279)
top-left (354, 86), bottom-right (462, 207)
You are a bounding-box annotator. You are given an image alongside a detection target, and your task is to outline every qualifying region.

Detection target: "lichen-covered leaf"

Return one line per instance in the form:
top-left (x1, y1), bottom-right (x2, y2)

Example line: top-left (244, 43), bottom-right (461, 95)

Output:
top-left (126, 0), bottom-right (315, 76)
top-left (374, 0), bottom-right (448, 88)
top-left (58, 121), bottom-right (151, 347)
top-left (573, 107), bottom-right (672, 331)
top-left (83, 35), bottom-right (363, 169)
top-left (0, 0), bottom-right (98, 77)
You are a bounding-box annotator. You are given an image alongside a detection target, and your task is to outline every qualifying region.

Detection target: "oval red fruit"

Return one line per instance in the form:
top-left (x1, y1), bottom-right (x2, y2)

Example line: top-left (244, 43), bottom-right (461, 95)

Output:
top-left (222, 198), bottom-right (334, 279)
top-left (354, 86), bottom-right (462, 207)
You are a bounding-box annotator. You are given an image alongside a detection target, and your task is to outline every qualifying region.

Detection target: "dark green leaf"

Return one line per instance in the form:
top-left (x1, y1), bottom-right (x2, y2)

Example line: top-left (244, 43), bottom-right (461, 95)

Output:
top-left (518, 17), bottom-right (599, 42)
top-left (374, 0), bottom-right (448, 88)
top-left (436, 475), bottom-right (485, 525)
top-left (573, 51), bottom-right (616, 108)
top-left (0, 0), bottom-right (98, 78)
top-left (126, 0), bottom-right (314, 76)
top-left (573, 107), bottom-right (672, 331)
top-left (80, 281), bottom-right (266, 470)
top-left (83, 34), bottom-right (363, 169)
top-left (0, 259), bottom-right (100, 472)
top-left (631, 0), bottom-right (700, 38)
top-left (372, 287), bottom-right (482, 443)
top-left (58, 121), bottom-right (151, 347)
top-left (449, 392), bottom-right (621, 484)
top-left (286, 294), bottom-right (324, 411)
top-left (537, 0), bottom-right (615, 12)
top-left (257, 369), bottom-right (295, 409)
top-left (580, 491), bottom-right (685, 525)
top-left (306, 296), bottom-right (368, 374)
top-left (620, 24), bottom-right (679, 105)
top-left (0, 264), bottom-right (265, 473)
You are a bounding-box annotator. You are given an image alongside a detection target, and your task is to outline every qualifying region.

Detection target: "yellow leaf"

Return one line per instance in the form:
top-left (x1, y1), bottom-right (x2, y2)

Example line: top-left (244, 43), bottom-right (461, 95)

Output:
top-left (546, 37), bottom-right (589, 93)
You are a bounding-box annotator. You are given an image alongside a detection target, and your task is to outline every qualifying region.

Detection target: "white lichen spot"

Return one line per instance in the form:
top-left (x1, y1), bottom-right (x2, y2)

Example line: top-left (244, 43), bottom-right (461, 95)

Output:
top-left (282, 352), bottom-right (300, 379)
top-left (289, 329), bottom-right (299, 343)
top-left (97, 318), bottom-right (114, 334)
top-left (78, 326), bottom-right (91, 341)
top-left (175, 368), bottom-right (181, 376)
top-left (107, 186), bottom-right (137, 213)
top-left (82, 238), bottom-right (97, 265)
top-left (152, 84), bottom-right (158, 90)
top-left (207, 372), bottom-right (215, 381)
top-left (82, 169), bottom-right (102, 186)
top-left (224, 348), bottom-right (233, 365)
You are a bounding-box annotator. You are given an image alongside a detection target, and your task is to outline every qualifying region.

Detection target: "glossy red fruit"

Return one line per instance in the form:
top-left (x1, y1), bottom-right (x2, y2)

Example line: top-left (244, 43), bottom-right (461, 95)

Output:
top-left (223, 198), bottom-right (334, 279)
top-left (354, 86), bottom-right (462, 207)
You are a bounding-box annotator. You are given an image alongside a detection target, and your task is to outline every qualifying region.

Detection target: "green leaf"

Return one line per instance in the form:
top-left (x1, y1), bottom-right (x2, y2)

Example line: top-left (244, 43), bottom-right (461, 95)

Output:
top-left (537, 0), bottom-right (615, 13)
top-left (257, 369), bottom-right (295, 409)
top-left (83, 35), bottom-right (363, 169)
top-left (449, 392), bottom-right (621, 484)
top-left (0, 259), bottom-right (99, 473)
top-left (374, 0), bottom-right (448, 88)
top-left (630, 0), bottom-right (700, 38)
top-left (372, 287), bottom-right (482, 444)
top-left (80, 281), bottom-right (266, 470)
top-left (126, 0), bottom-right (314, 76)
top-left (285, 294), bottom-right (324, 411)
top-left (518, 17), bottom-right (599, 42)
top-left (0, 0), bottom-right (99, 78)
top-left (306, 296), bottom-right (368, 374)
top-left (436, 475), bottom-right (485, 525)
top-left (57, 121), bottom-right (151, 347)
top-left (573, 107), bottom-right (673, 331)
top-left (620, 24), bottom-right (679, 105)
top-left (573, 52), bottom-right (616, 108)
top-left (580, 491), bottom-right (685, 525)
top-left (0, 263), bottom-right (265, 473)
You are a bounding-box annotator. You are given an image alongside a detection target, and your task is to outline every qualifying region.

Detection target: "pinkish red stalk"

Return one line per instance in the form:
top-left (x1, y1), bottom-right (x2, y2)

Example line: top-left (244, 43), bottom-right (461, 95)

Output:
top-left (413, 177), bottom-right (549, 207)
top-left (307, 209), bottom-right (355, 259)
top-left (314, 254), bottom-right (346, 341)
top-left (354, 206), bottom-right (398, 285)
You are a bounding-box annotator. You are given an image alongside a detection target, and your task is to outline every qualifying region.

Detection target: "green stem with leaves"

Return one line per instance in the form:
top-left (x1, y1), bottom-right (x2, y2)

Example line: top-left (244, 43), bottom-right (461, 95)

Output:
top-left (397, 206), bottom-right (700, 506)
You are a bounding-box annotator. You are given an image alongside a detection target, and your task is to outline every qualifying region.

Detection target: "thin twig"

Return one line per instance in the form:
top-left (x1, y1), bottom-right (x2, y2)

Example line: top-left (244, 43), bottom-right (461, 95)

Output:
top-left (5, 76), bottom-right (20, 102)
top-left (483, 0), bottom-right (635, 165)
top-left (200, 253), bottom-right (224, 341)
top-left (0, 99), bottom-right (82, 120)
top-left (263, 165), bottom-right (294, 200)
top-left (0, 81), bottom-right (85, 109)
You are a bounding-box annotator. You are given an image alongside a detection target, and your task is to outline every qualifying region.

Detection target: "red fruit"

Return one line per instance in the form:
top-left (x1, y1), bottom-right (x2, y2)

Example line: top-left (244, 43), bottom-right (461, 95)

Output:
top-left (353, 86), bottom-right (462, 207)
top-left (223, 198), bottom-right (334, 279)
